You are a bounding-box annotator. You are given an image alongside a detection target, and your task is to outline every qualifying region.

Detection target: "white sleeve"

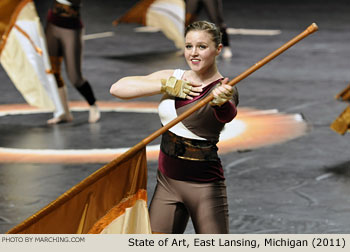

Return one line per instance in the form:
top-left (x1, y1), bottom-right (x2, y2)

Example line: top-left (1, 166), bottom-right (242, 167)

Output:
top-left (56, 0), bottom-right (73, 6)
top-left (172, 69), bottom-right (185, 79)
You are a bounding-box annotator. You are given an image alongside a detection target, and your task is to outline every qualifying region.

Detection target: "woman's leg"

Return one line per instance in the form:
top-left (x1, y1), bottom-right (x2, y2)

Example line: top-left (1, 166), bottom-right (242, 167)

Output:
top-left (60, 27), bottom-right (100, 123)
top-left (202, 0), bottom-right (232, 58)
top-left (183, 180), bottom-right (229, 234)
top-left (185, 0), bottom-right (201, 26)
top-left (45, 22), bottom-right (73, 124)
top-left (149, 171), bottom-right (190, 234)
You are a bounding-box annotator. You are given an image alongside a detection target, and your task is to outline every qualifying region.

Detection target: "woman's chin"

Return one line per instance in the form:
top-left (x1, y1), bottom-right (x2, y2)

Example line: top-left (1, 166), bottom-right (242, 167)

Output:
top-left (189, 63), bottom-right (202, 72)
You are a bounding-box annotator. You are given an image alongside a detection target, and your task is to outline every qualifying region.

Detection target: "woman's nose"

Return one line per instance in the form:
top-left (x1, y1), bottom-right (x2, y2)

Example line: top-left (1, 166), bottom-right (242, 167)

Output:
top-left (191, 47), bottom-right (198, 55)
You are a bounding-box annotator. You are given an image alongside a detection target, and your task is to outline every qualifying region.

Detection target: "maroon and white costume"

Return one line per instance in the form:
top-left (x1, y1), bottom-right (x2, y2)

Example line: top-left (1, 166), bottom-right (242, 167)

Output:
top-left (45, 0), bottom-right (97, 106)
top-left (149, 69), bottom-right (238, 233)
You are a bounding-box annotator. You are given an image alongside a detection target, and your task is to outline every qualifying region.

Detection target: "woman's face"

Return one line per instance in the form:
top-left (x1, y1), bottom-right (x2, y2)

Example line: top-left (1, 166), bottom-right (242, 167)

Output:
top-left (184, 30), bottom-right (222, 73)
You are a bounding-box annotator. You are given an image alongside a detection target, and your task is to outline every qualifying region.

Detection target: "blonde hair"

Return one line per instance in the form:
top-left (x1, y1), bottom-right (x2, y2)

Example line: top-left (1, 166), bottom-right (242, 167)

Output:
top-left (185, 21), bottom-right (222, 48)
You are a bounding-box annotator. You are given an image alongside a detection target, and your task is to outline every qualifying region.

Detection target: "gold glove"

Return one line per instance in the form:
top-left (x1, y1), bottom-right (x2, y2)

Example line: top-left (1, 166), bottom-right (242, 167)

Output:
top-left (161, 76), bottom-right (192, 99)
top-left (210, 85), bottom-right (234, 107)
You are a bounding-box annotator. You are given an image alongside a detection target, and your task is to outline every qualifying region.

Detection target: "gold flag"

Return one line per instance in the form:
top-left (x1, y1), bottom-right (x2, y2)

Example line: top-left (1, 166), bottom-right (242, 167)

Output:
top-left (113, 0), bottom-right (185, 49)
top-left (0, 0), bottom-right (22, 40)
top-left (335, 84), bottom-right (350, 102)
top-left (330, 84), bottom-right (350, 135)
top-left (330, 106), bottom-right (350, 135)
top-left (0, 0), bottom-right (64, 115)
top-left (7, 147), bottom-right (151, 234)
top-left (6, 22), bottom-right (318, 234)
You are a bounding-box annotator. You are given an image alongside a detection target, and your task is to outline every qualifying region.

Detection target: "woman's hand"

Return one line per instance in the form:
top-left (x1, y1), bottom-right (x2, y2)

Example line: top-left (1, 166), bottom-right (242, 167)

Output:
top-left (210, 77), bottom-right (234, 106)
top-left (185, 81), bottom-right (203, 99)
top-left (161, 76), bottom-right (202, 99)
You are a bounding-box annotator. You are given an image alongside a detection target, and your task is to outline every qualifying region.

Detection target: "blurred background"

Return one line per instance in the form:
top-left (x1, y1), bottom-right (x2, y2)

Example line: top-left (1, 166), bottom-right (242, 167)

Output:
top-left (1, 0), bottom-right (350, 234)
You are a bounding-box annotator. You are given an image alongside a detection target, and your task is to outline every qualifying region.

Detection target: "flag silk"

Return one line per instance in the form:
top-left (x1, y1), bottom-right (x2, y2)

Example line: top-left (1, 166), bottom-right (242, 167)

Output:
top-left (0, 0), bottom-right (64, 117)
top-left (7, 147), bottom-right (151, 234)
top-left (330, 84), bottom-right (350, 135)
top-left (335, 84), bottom-right (350, 102)
top-left (114, 0), bottom-right (185, 49)
top-left (330, 106), bottom-right (350, 135)
top-left (6, 20), bottom-right (317, 234)
top-left (0, 0), bottom-right (23, 40)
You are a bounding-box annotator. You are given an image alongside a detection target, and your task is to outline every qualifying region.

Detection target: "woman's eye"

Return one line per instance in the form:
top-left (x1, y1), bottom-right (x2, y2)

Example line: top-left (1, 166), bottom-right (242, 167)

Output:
top-left (199, 45), bottom-right (207, 49)
top-left (185, 45), bottom-right (192, 49)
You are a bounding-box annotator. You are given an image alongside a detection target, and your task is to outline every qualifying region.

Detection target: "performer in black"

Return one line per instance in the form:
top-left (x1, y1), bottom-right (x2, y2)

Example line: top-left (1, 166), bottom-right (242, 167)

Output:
top-left (185, 0), bottom-right (232, 59)
top-left (45, 0), bottom-right (100, 124)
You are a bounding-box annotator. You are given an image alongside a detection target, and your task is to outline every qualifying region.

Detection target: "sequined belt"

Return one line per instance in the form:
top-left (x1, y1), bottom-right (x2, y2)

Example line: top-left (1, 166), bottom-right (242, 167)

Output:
top-left (52, 1), bottom-right (80, 18)
top-left (160, 130), bottom-right (219, 162)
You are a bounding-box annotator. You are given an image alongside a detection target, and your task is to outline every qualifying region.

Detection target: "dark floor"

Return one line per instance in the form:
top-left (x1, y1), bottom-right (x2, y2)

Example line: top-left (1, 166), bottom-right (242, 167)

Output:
top-left (1, 0), bottom-right (350, 234)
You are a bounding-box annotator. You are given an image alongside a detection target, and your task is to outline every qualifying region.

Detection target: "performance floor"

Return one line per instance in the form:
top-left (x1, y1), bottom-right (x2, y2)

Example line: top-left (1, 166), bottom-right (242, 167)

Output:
top-left (1, 0), bottom-right (350, 233)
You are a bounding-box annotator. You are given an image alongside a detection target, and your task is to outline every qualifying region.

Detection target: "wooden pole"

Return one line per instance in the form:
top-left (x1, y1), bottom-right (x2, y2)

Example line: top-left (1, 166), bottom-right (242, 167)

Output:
top-left (7, 24), bottom-right (319, 234)
top-left (33, 22), bottom-right (320, 198)
top-left (112, 23), bottom-right (319, 162)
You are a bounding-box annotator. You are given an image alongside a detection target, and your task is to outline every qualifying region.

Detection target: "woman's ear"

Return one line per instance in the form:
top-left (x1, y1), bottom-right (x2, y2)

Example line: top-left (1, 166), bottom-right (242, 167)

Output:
top-left (216, 43), bottom-right (223, 55)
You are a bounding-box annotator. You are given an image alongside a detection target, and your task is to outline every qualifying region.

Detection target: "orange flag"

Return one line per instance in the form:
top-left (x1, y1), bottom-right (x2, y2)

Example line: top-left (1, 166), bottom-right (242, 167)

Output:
top-left (330, 84), bottom-right (350, 135)
top-left (335, 84), bottom-right (350, 102)
top-left (0, 0), bottom-right (23, 42)
top-left (113, 0), bottom-right (185, 49)
top-left (7, 22), bottom-right (318, 234)
top-left (7, 147), bottom-right (151, 234)
top-left (0, 0), bottom-right (64, 117)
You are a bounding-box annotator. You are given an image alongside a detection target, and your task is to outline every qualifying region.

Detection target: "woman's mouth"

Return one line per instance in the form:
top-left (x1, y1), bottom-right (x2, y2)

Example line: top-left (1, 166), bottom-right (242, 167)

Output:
top-left (191, 59), bottom-right (201, 64)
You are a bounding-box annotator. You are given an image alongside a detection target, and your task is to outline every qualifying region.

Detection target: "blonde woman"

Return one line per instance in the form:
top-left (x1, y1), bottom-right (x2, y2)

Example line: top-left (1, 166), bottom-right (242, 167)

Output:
top-left (110, 21), bottom-right (238, 234)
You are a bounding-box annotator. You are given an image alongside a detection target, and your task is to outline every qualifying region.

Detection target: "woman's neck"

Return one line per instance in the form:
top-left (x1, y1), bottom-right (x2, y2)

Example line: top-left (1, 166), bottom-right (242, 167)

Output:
top-left (189, 65), bottom-right (222, 87)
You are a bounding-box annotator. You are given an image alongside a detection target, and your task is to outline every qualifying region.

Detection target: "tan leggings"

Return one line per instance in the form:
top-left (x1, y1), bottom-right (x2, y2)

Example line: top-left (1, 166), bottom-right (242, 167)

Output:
top-left (185, 0), bottom-right (229, 46)
top-left (45, 22), bottom-right (85, 87)
top-left (45, 22), bottom-right (96, 105)
top-left (149, 171), bottom-right (229, 234)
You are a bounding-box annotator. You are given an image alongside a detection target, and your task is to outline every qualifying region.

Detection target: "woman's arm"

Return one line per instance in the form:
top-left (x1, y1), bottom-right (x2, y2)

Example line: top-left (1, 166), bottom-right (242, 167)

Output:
top-left (110, 70), bottom-right (173, 100)
top-left (211, 78), bottom-right (239, 123)
top-left (110, 69), bottom-right (203, 100)
top-left (213, 101), bottom-right (237, 123)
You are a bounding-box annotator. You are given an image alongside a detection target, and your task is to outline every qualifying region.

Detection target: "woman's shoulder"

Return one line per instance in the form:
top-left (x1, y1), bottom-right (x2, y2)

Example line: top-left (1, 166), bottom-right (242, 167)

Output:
top-left (145, 69), bottom-right (184, 79)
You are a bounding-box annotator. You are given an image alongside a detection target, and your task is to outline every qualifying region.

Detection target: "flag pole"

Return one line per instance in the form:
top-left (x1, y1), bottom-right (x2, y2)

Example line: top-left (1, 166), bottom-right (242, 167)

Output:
top-left (7, 23), bottom-right (318, 234)
top-left (112, 23), bottom-right (319, 162)
top-left (43, 22), bottom-right (319, 193)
